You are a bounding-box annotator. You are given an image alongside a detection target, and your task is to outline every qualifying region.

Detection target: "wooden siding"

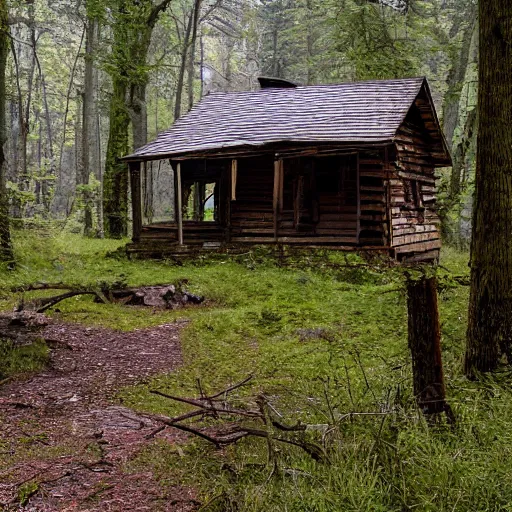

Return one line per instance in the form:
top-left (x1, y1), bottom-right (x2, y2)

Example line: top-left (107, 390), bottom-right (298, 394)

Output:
top-left (390, 105), bottom-right (441, 260)
top-left (359, 149), bottom-right (387, 246)
top-left (230, 155), bottom-right (361, 245)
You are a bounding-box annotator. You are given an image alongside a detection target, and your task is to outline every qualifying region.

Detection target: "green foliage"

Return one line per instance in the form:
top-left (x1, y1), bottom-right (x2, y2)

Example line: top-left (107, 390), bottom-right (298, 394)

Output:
top-left (17, 481), bottom-right (40, 506)
top-left (6, 181), bottom-right (37, 208)
top-left (0, 339), bottom-right (49, 380)
top-left (3, 232), bottom-right (504, 512)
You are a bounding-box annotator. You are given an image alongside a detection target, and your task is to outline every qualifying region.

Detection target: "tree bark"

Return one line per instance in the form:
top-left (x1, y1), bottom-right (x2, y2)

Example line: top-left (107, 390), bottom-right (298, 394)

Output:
top-left (0, 0), bottom-right (13, 264)
top-left (81, 12), bottom-right (100, 236)
top-left (35, 56), bottom-right (55, 215)
top-left (442, 9), bottom-right (477, 156)
top-left (187, 0), bottom-right (202, 111)
top-left (465, 1), bottom-right (512, 376)
top-left (174, 6), bottom-right (194, 120)
top-left (103, 0), bottom-right (172, 238)
top-left (407, 276), bottom-right (448, 416)
top-left (103, 78), bottom-right (130, 238)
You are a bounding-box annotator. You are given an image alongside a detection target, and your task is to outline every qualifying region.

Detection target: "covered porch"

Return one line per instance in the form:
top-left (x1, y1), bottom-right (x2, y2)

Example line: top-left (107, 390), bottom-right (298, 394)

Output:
top-left (127, 146), bottom-right (391, 254)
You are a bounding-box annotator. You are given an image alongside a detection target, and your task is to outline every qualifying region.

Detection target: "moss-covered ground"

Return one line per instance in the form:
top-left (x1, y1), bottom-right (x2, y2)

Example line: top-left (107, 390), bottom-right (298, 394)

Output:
top-left (2, 229), bottom-right (511, 511)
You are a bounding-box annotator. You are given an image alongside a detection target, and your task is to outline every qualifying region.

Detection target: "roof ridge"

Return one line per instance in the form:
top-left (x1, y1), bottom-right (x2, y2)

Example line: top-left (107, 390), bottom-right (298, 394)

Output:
top-left (204, 76), bottom-right (426, 97)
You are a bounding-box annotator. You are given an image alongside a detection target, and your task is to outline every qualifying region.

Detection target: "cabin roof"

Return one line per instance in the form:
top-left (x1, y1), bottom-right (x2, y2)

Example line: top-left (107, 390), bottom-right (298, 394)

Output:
top-left (124, 77), bottom-right (451, 165)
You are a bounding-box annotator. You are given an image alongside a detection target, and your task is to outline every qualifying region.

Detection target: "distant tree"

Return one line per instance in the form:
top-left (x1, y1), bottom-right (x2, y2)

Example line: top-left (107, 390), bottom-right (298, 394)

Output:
top-left (103, 0), bottom-right (173, 238)
top-left (0, 0), bottom-right (14, 265)
top-left (80, 0), bottom-right (101, 236)
top-left (465, 1), bottom-right (512, 376)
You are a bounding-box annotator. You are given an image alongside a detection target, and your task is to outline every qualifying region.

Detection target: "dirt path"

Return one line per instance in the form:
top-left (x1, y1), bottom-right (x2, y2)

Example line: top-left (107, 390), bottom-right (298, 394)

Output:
top-left (0, 320), bottom-right (198, 512)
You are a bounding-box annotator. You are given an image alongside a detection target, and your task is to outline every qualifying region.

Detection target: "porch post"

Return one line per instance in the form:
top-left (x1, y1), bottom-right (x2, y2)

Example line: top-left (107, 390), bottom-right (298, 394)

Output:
top-left (273, 159), bottom-right (283, 241)
top-left (175, 162), bottom-right (184, 245)
top-left (356, 152), bottom-right (361, 244)
top-left (129, 161), bottom-right (142, 243)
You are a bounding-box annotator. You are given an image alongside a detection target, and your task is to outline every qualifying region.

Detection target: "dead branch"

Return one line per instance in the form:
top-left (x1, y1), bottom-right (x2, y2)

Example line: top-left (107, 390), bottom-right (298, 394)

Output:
top-left (208, 374), bottom-right (253, 399)
top-left (35, 291), bottom-right (102, 313)
top-left (148, 377), bottom-right (328, 462)
top-left (150, 389), bottom-right (261, 418)
top-left (13, 282), bottom-right (205, 313)
top-left (10, 282), bottom-right (71, 292)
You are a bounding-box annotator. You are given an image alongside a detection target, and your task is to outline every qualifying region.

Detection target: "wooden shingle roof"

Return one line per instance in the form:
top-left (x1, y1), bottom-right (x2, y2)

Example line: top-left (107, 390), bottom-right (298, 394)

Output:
top-left (124, 77), bottom-right (450, 165)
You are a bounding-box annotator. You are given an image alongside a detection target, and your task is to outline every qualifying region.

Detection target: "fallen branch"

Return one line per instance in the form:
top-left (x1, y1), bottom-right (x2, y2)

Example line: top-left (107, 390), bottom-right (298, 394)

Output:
top-left (14, 282), bottom-right (205, 313)
top-left (35, 291), bottom-right (104, 313)
top-left (148, 377), bottom-right (328, 462)
top-left (10, 282), bottom-right (71, 292)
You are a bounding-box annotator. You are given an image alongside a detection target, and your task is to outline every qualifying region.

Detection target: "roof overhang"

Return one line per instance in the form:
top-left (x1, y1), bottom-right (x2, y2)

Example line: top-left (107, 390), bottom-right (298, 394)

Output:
top-left (121, 140), bottom-right (395, 163)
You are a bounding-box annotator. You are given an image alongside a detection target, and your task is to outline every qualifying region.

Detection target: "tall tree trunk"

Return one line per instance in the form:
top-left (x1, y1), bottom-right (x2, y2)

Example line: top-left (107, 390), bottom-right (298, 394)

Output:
top-left (442, 10), bottom-right (477, 153)
top-left (0, 0), bottom-right (13, 264)
top-left (305, 0), bottom-right (314, 85)
top-left (9, 35), bottom-right (24, 220)
top-left (465, 1), bottom-right (512, 376)
top-left (129, 83), bottom-right (148, 151)
top-left (19, 19), bottom-right (37, 216)
top-left (445, 15), bottom-right (478, 200)
top-left (175, 7), bottom-right (194, 120)
top-left (199, 31), bottom-right (204, 97)
top-left (82, 13), bottom-right (100, 235)
top-left (102, 0), bottom-right (172, 238)
top-left (35, 59), bottom-right (55, 215)
top-left (449, 107), bottom-right (477, 200)
top-left (103, 78), bottom-right (130, 238)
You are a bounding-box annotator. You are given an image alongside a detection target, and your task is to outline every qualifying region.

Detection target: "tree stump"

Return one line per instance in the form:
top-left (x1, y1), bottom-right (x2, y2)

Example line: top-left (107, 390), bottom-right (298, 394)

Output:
top-left (407, 275), bottom-right (451, 418)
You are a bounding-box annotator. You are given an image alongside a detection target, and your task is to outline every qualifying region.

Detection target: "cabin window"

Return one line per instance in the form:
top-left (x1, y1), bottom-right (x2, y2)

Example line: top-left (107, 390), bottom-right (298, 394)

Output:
top-left (403, 179), bottom-right (423, 210)
top-left (183, 181), bottom-right (218, 222)
top-left (403, 179), bottom-right (425, 223)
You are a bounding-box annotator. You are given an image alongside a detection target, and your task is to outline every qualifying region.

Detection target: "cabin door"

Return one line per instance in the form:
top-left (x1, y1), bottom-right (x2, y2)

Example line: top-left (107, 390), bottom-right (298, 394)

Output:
top-left (280, 158), bottom-right (317, 233)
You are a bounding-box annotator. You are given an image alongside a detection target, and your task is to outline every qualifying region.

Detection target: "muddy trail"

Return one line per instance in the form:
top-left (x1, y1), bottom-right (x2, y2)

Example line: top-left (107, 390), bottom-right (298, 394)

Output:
top-left (0, 320), bottom-right (198, 512)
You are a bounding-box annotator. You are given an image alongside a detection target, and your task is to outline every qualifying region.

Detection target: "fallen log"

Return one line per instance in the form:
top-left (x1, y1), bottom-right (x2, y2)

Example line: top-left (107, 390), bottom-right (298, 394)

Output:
top-left (0, 311), bottom-right (50, 345)
top-left (14, 282), bottom-right (205, 312)
top-left (103, 284), bottom-right (204, 308)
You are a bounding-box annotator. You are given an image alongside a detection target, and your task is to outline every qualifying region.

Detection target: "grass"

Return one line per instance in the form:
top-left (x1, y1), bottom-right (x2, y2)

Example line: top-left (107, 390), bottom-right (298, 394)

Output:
top-left (4, 228), bottom-right (512, 511)
top-left (0, 339), bottom-right (49, 381)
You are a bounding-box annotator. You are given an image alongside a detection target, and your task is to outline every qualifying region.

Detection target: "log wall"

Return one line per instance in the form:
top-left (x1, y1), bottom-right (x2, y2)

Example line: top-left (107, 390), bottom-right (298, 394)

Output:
top-left (359, 149), bottom-right (387, 247)
top-left (390, 104), bottom-right (441, 261)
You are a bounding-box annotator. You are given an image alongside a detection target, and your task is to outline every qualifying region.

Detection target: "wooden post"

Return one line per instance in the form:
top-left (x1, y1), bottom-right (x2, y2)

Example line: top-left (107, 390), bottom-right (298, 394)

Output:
top-left (273, 159), bottom-right (282, 241)
top-left (407, 274), bottom-right (454, 422)
top-left (224, 159), bottom-right (237, 243)
top-left (384, 147), bottom-right (393, 248)
top-left (356, 152), bottom-right (361, 244)
top-left (129, 161), bottom-right (142, 243)
top-left (174, 162), bottom-right (184, 245)
top-left (231, 159), bottom-right (237, 201)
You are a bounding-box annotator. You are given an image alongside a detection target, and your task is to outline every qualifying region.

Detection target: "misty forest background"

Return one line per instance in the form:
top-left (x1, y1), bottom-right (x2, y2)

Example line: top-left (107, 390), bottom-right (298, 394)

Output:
top-left (3, 0), bottom-right (476, 243)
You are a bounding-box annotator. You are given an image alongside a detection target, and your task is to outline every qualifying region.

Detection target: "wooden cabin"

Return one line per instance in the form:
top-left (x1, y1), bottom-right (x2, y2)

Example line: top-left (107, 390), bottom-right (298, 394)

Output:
top-left (123, 77), bottom-right (451, 261)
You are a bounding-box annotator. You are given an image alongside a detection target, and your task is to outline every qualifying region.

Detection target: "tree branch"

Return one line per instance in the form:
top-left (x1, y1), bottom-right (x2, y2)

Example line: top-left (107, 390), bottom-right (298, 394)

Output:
top-left (148, 0), bottom-right (174, 29)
